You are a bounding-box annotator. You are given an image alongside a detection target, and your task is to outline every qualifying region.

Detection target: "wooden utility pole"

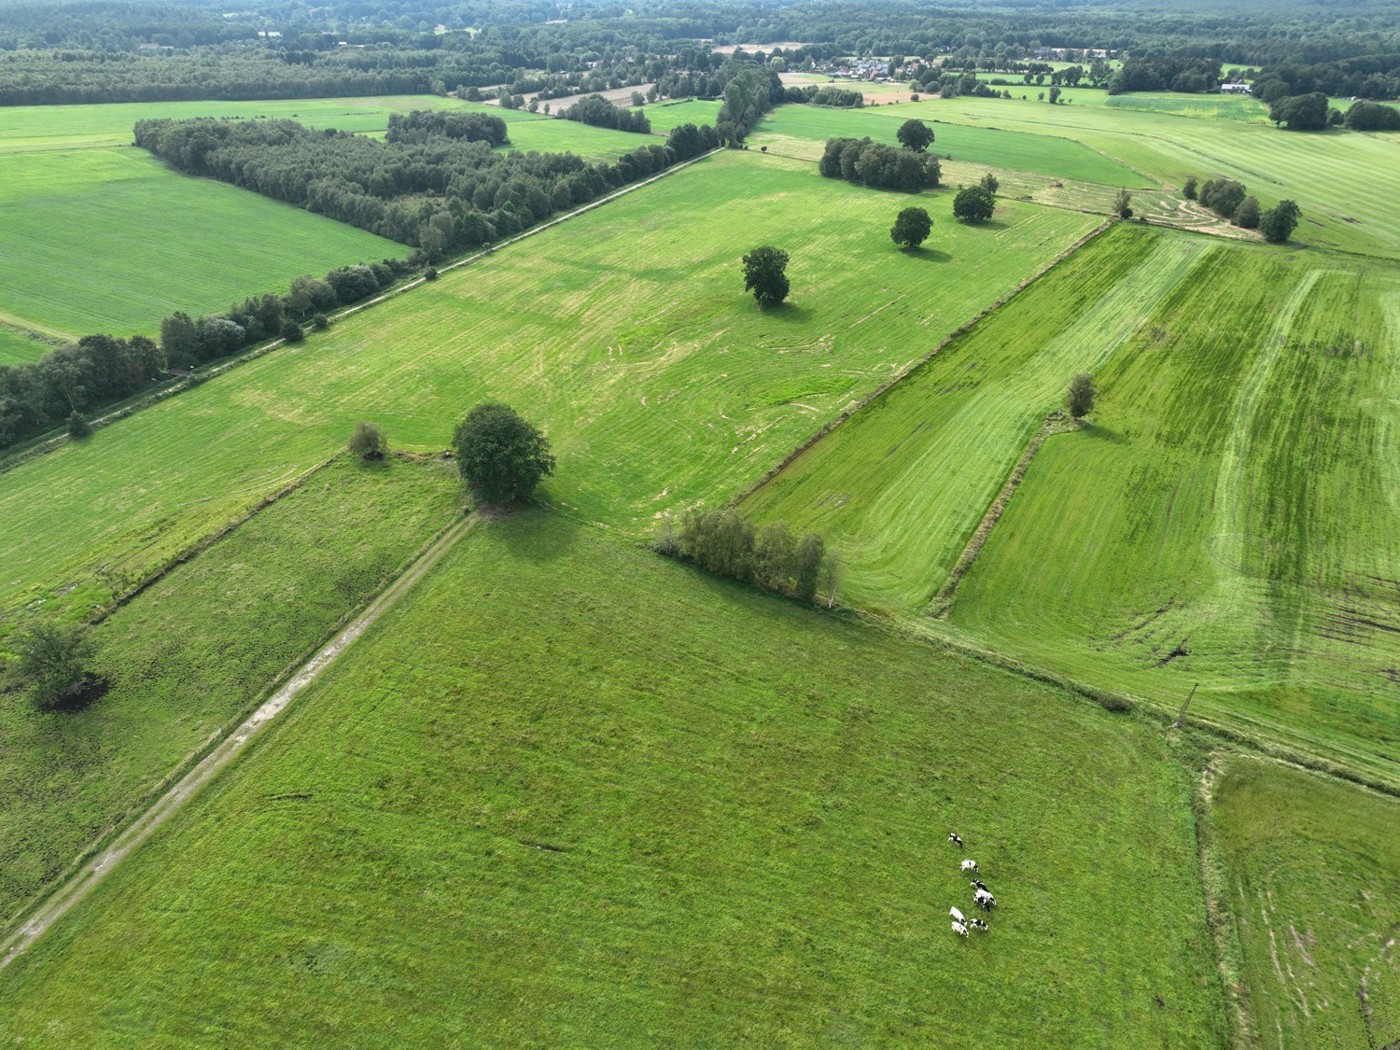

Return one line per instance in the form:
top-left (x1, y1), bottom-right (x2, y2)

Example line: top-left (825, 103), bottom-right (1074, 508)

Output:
top-left (1171, 682), bottom-right (1200, 728)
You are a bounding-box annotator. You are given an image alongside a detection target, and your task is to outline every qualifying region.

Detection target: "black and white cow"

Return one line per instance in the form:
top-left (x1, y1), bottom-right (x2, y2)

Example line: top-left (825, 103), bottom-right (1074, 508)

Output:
top-left (974, 888), bottom-right (997, 910)
top-left (968, 917), bottom-right (989, 931)
top-left (950, 906), bottom-right (966, 924)
top-left (951, 920), bottom-right (969, 938)
top-left (948, 832), bottom-right (964, 848)
top-left (972, 878), bottom-right (989, 893)
top-left (961, 859), bottom-right (979, 874)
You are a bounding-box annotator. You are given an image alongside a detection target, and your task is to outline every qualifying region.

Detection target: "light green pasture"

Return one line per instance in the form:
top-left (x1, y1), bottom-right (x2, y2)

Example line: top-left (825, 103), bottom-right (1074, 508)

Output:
top-left (750, 103), bottom-right (1152, 187)
top-left (0, 151), bottom-right (1097, 630)
top-left (877, 95), bottom-right (1400, 258)
top-left (1212, 757), bottom-right (1400, 1049)
top-left (0, 513), bottom-right (1227, 1047)
top-left (0, 147), bottom-right (402, 342)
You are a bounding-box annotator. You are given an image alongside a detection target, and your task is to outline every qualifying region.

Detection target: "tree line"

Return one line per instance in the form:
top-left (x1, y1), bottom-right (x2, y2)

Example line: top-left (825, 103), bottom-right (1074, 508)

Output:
top-left (561, 94), bottom-right (652, 133)
top-left (1187, 176), bottom-right (1300, 243)
top-left (134, 114), bottom-right (716, 259)
top-left (0, 257), bottom-right (419, 451)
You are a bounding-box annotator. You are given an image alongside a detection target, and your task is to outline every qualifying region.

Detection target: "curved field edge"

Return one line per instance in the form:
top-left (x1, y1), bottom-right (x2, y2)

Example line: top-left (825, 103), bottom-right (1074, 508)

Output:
top-left (1209, 756), bottom-right (1400, 1049)
top-left (0, 455), bottom-right (461, 926)
top-left (0, 513), bottom-right (1229, 1048)
top-left (0, 150), bottom-right (1099, 632)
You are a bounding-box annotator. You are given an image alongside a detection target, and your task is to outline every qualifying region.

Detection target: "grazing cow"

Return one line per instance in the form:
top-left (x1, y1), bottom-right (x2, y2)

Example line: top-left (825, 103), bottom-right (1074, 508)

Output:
top-left (951, 921), bottom-right (969, 938)
top-left (974, 889), bottom-right (997, 910)
top-left (948, 832), bottom-right (964, 848)
top-left (949, 906), bottom-right (966, 924)
top-left (969, 918), bottom-right (988, 931)
top-left (972, 878), bottom-right (989, 893)
top-left (961, 859), bottom-right (979, 874)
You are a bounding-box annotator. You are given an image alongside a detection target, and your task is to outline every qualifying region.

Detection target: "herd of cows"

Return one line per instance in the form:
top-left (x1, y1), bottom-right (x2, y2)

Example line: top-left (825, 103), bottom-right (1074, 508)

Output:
top-left (947, 832), bottom-right (997, 938)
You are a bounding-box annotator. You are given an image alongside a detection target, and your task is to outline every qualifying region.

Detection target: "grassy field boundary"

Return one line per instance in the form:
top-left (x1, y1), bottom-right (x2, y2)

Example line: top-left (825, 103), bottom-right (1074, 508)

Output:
top-left (927, 412), bottom-right (1077, 618)
top-left (0, 508), bottom-right (478, 970)
top-left (0, 147), bottom-right (724, 474)
top-left (87, 451), bottom-right (345, 623)
top-left (1194, 753), bottom-right (1257, 1048)
top-left (735, 218), bottom-right (1113, 507)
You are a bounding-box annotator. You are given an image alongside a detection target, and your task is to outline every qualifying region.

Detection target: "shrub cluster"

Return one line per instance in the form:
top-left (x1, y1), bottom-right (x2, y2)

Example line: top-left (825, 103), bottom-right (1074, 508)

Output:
top-left (819, 137), bottom-right (942, 192)
top-left (784, 85), bottom-right (864, 107)
top-left (662, 508), bottom-right (840, 605)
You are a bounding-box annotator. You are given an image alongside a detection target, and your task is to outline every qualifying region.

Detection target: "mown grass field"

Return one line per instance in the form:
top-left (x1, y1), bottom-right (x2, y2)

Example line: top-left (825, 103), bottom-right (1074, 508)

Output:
top-left (1103, 93), bottom-right (1271, 123)
top-left (745, 221), bottom-right (1399, 779)
top-left (0, 147), bottom-right (403, 345)
top-left (0, 455), bottom-right (460, 926)
top-left (750, 103), bottom-right (1153, 187)
top-left (1211, 757), bottom-right (1400, 1049)
top-left (0, 512), bottom-right (1227, 1047)
top-left (634, 97), bottom-right (723, 132)
top-left (0, 150), bottom-right (1098, 631)
top-left (949, 237), bottom-right (1400, 781)
top-left (877, 94), bottom-right (1400, 258)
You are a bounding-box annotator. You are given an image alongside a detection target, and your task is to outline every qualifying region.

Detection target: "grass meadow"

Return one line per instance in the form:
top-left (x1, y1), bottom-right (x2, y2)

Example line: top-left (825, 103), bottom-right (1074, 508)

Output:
top-left (746, 221), bottom-right (1400, 780)
top-left (0, 455), bottom-right (460, 926)
top-left (874, 94), bottom-right (1400, 258)
top-left (0, 150), bottom-right (1098, 632)
top-left (1211, 757), bottom-right (1400, 1049)
top-left (0, 147), bottom-right (402, 345)
top-left (0, 94), bottom-right (640, 360)
top-left (949, 239), bottom-right (1400, 781)
top-left (750, 103), bottom-right (1153, 187)
top-left (0, 512), bottom-right (1227, 1047)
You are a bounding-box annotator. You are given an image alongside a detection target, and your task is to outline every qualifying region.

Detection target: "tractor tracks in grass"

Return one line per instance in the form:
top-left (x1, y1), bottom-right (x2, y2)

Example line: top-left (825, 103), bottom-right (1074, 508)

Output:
top-left (0, 511), bottom-right (479, 974)
top-left (927, 412), bottom-right (1079, 618)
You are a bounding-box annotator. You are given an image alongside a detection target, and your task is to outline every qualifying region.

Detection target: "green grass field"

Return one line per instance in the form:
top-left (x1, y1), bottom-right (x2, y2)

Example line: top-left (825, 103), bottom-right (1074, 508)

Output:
top-left (498, 117), bottom-right (657, 159)
top-left (750, 103), bottom-right (1153, 187)
top-left (875, 94), bottom-right (1400, 258)
top-left (634, 97), bottom-right (723, 132)
top-left (745, 221), bottom-right (1400, 779)
top-left (948, 236), bottom-right (1400, 780)
top-left (1104, 93), bottom-right (1272, 123)
top-left (0, 454), bottom-right (460, 926)
top-left (0, 147), bottom-right (403, 346)
top-left (0, 512), bottom-right (1227, 1047)
top-left (1211, 757), bottom-right (1400, 1048)
top-left (0, 150), bottom-right (1098, 632)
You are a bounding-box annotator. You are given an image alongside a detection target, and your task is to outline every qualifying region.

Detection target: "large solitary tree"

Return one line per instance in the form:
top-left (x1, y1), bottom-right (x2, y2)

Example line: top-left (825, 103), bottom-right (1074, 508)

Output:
top-left (20, 620), bottom-right (99, 710)
top-left (1066, 372), bottom-right (1097, 418)
top-left (896, 118), bottom-right (934, 153)
top-left (742, 246), bottom-right (790, 308)
top-left (890, 206), bottom-right (933, 249)
top-left (451, 402), bottom-right (555, 505)
top-left (952, 185), bottom-right (996, 223)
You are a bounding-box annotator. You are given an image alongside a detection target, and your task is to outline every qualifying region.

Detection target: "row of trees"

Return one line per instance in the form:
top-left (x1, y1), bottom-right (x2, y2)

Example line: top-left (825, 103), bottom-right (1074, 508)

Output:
top-left (383, 110), bottom-right (509, 146)
top-left (135, 114), bottom-right (715, 260)
top-left (819, 137), bottom-right (942, 193)
top-left (0, 257), bottom-right (415, 451)
top-left (660, 508), bottom-right (841, 607)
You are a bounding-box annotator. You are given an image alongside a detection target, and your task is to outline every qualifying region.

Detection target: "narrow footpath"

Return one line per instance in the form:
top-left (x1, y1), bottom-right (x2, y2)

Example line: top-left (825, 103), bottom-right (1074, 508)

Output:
top-left (0, 513), bottom-right (478, 972)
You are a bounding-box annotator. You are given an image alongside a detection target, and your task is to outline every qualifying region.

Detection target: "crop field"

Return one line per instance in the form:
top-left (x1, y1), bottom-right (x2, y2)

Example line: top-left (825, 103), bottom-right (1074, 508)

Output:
top-left (877, 95), bottom-right (1400, 258)
top-left (949, 242), bottom-right (1400, 780)
top-left (1103, 93), bottom-right (1271, 122)
top-left (0, 147), bottom-right (401, 348)
top-left (0, 512), bottom-right (1227, 1046)
top-left (749, 103), bottom-right (1152, 187)
top-left (0, 454), bottom-right (460, 926)
top-left (1210, 757), bottom-right (1400, 1048)
top-left (0, 150), bottom-right (1099, 629)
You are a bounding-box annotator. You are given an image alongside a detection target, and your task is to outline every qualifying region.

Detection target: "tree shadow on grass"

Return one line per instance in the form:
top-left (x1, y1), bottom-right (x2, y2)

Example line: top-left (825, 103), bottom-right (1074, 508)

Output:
top-left (763, 301), bottom-right (814, 323)
top-left (487, 502), bottom-right (582, 564)
top-left (1076, 422), bottom-right (1130, 445)
top-left (900, 247), bottom-right (952, 263)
